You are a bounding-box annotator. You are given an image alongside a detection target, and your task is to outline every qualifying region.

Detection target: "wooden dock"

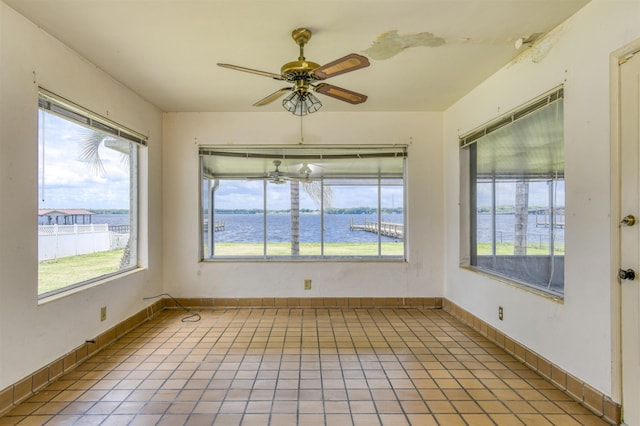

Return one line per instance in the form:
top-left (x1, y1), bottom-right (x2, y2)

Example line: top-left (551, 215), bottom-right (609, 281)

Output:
top-left (534, 209), bottom-right (565, 229)
top-left (203, 220), bottom-right (225, 232)
top-left (350, 219), bottom-right (403, 239)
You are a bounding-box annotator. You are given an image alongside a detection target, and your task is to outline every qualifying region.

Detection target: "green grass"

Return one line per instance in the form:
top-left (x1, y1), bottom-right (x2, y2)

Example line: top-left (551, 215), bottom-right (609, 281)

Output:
top-left (212, 242), bottom-right (404, 257)
top-left (38, 250), bottom-right (124, 294)
top-left (476, 243), bottom-right (565, 255)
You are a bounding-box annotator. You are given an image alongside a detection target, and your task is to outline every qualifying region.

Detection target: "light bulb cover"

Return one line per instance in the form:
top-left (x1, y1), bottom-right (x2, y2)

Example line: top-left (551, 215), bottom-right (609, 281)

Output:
top-left (282, 91), bottom-right (322, 116)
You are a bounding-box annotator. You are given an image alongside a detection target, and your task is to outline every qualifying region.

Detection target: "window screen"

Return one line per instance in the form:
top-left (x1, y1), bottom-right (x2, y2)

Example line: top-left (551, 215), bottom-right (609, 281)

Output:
top-left (38, 90), bottom-right (146, 298)
top-left (460, 88), bottom-right (564, 296)
top-left (200, 146), bottom-right (406, 260)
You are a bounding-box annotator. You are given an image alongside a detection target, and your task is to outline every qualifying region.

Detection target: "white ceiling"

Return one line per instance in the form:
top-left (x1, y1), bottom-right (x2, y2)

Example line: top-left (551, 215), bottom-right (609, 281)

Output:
top-left (5, 0), bottom-right (590, 113)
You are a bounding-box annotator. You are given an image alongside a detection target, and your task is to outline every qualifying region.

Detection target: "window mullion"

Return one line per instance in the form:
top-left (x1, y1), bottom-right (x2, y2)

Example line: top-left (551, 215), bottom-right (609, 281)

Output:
top-left (263, 180), bottom-right (267, 258)
top-left (321, 178), bottom-right (325, 258)
top-left (377, 177), bottom-right (382, 257)
top-left (491, 177), bottom-right (496, 258)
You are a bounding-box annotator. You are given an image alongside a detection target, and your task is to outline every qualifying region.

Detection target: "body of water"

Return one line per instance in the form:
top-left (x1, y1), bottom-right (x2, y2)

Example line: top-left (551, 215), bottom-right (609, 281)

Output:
top-left (476, 213), bottom-right (565, 245)
top-left (40, 212), bottom-right (563, 246)
top-left (211, 213), bottom-right (403, 243)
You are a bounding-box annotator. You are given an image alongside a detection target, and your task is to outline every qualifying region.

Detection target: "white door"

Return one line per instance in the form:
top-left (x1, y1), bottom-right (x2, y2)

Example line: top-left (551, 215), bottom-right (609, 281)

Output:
top-left (621, 50), bottom-right (640, 426)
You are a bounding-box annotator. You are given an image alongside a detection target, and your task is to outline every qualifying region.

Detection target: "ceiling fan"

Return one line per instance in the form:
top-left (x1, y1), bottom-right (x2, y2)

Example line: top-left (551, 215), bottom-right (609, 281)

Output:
top-left (249, 160), bottom-right (312, 184)
top-left (218, 28), bottom-right (370, 116)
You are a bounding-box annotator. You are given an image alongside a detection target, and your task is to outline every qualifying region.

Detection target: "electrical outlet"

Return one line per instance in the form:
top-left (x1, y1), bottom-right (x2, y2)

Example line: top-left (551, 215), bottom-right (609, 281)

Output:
top-left (100, 306), bottom-right (107, 322)
top-left (304, 279), bottom-right (312, 290)
top-left (498, 306), bottom-right (504, 321)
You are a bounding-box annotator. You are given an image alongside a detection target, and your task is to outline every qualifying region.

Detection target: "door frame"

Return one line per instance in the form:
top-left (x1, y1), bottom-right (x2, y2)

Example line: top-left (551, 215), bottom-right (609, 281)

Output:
top-left (611, 38), bottom-right (640, 415)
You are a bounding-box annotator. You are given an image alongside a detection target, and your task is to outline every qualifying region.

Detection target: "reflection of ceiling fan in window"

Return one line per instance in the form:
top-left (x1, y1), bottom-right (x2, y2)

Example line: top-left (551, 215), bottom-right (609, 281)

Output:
top-left (218, 28), bottom-right (370, 116)
top-left (249, 160), bottom-right (313, 185)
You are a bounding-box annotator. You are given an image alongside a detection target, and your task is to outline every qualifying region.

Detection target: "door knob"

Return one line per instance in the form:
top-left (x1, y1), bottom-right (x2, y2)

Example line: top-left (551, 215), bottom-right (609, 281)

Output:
top-left (621, 215), bottom-right (636, 226)
top-left (619, 268), bottom-right (636, 280)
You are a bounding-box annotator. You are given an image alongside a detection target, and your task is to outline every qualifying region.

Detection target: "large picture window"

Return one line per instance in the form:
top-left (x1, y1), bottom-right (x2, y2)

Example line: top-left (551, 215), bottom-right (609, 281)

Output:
top-left (200, 147), bottom-right (406, 260)
top-left (38, 90), bottom-right (146, 298)
top-left (460, 88), bottom-right (564, 296)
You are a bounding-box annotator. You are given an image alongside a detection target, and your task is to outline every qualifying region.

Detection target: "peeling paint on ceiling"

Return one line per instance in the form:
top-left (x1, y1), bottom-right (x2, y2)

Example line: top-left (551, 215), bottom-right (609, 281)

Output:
top-left (363, 30), bottom-right (446, 60)
top-left (512, 25), bottom-right (563, 65)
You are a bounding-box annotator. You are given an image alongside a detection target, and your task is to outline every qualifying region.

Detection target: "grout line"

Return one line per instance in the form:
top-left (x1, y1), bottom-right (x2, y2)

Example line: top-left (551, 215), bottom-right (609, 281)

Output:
top-left (0, 302), bottom-right (618, 426)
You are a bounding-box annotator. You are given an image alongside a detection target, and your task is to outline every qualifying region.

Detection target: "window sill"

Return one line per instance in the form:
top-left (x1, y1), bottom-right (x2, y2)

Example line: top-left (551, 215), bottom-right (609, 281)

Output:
top-left (459, 264), bottom-right (564, 303)
top-left (201, 257), bottom-right (407, 263)
top-left (37, 267), bottom-right (146, 305)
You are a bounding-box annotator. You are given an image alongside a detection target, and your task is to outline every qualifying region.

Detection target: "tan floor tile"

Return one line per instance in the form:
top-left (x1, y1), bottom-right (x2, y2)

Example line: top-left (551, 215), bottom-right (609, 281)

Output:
top-left (406, 414), bottom-right (438, 426)
top-left (504, 400), bottom-right (538, 414)
top-left (100, 414), bottom-right (136, 425)
top-left (451, 400), bottom-right (483, 413)
top-left (462, 413), bottom-right (497, 426)
top-left (378, 414), bottom-right (410, 425)
top-left (434, 413), bottom-right (467, 426)
top-left (324, 400), bottom-right (349, 413)
top-left (571, 415), bottom-right (610, 425)
top-left (210, 413), bottom-right (241, 426)
top-left (516, 414), bottom-right (554, 425)
top-left (350, 400), bottom-right (376, 413)
top-left (326, 413), bottom-right (353, 426)
top-left (0, 309), bottom-right (610, 426)
top-left (352, 414), bottom-right (381, 426)
top-left (297, 413), bottom-right (326, 426)
top-left (375, 400), bottom-right (403, 413)
top-left (477, 400), bottom-right (509, 414)
top-left (269, 413), bottom-right (297, 425)
top-left (426, 400), bottom-right (456, 414)
top-left (491, 413), bottom-right (526, 426)
top-left (544, 414), bottom-right (583, 426)
top-left (4, 403), bottom-right (44, 417)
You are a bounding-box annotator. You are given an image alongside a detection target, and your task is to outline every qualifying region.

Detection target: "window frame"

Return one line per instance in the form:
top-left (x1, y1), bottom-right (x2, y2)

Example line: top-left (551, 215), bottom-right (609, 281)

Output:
top-left (199, 146), bottom-right (407, 262)
top-left (37, 89), bottom-right (147, 299)
top-left (459, 87), bottom-right (565, 298)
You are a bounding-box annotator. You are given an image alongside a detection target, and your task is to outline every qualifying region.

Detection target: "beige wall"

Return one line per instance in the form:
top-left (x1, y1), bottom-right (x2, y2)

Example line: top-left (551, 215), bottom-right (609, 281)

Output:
top-left (0, 2), bottom-right (163, 389)
top-left (443, 0), bottom-right (640, 398)
top-left (162, 111), bottom-right (444, 299)
top-left (3, 0), bottom-right (635, 410)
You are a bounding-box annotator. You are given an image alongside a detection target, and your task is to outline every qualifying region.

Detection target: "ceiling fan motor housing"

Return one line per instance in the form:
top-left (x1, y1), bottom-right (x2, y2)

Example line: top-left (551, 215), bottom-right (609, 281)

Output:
top-left (280, 60), bottom-right (320, 81)
top-left (281, 28), bottom-right (321, 82)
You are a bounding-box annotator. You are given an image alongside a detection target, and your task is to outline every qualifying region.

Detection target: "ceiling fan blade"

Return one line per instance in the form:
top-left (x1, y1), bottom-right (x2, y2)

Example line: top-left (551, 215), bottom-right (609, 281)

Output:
top-left (312, 53), bottom-right (370, 80)
top-left (217, 63), bottom-right (284, 80)
top-left (315, 83), bottom-right (368, 105)
top-left (253, 88), bottom-right (292, 107)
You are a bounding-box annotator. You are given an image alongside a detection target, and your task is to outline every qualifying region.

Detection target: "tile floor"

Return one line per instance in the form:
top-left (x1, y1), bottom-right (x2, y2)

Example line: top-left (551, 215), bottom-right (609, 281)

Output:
top-left (0, 308), bottom-right (608, 425)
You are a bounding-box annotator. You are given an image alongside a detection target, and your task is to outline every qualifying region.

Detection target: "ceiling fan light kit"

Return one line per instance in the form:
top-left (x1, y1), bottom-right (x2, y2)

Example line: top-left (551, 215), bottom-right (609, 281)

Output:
top-left (282, 90), bottom-right (322, 116)
top-left (218, 28), bottom-right (370, 115)
top-left (250, 160), bottom-right (312, 184)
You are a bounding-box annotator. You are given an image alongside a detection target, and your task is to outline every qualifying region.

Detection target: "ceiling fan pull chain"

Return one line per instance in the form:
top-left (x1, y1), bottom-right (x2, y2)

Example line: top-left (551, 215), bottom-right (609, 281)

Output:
top-left (300, 114), bottom-right (304, 143)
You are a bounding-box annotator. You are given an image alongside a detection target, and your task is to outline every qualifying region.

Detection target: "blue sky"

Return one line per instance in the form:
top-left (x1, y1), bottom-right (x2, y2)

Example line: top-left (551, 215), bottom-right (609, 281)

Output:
top-left (40, 108), bottom-right (561, 212)
top-left (38, 111), bottom-right (132, 210)
top-left (212, 180), bottom-right (404, 211)
top-left (476, 180), bottom-right (565, 208)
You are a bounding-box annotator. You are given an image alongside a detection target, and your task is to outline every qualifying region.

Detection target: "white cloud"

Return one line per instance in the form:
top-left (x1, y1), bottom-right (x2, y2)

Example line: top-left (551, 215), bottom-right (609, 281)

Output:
top-left (38, 111), bottom-right (132, 209)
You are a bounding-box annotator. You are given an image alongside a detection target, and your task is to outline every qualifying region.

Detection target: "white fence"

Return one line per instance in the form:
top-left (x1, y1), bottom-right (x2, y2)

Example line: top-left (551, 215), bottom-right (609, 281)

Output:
top-left (38, 224), bottom-right (129, 261)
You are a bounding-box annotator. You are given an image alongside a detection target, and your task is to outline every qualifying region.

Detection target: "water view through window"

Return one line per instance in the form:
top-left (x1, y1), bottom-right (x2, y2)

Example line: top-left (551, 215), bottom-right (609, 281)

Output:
top-left (461, 88), bottom-right (564, 296)
top-left (200, 147), bottom-right (406, 260)
top-left (37, 93), bottom-right (141, 297)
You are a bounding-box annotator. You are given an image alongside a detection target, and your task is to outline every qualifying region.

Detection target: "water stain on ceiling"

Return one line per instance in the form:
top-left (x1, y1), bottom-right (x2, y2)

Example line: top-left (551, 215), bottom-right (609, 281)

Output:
top-left (363, 30), bottom-right (446, 60)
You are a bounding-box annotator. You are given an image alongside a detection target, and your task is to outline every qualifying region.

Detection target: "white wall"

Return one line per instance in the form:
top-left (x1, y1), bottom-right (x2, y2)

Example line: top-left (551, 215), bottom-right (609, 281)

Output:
top-left (0, 2), bottom-right (163, 389)
top-left (443, 0), bottom-right (640, 397)
top-left (7, 0), bottom-right (630, 404)
top-left (162, 111), bottom-right (444, 299)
